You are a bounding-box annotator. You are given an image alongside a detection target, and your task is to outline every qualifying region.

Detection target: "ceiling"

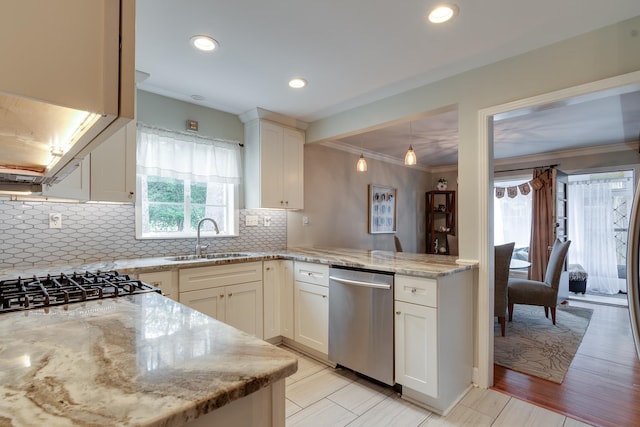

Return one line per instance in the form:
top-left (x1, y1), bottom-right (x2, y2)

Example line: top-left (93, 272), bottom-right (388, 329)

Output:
top-left (135, 1), bottom-right (640, 168)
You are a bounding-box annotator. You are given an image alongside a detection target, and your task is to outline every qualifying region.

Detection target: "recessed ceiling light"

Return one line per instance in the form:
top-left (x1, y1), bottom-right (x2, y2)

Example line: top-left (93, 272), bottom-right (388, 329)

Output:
top-left (190, 35), bottom-right (218, 52)
top-left (428, 4), bottom-right (458, 24)
top-left (288, 78), bottom-right (307, 89)
top-left (191, 95), bottom-right (205, 101)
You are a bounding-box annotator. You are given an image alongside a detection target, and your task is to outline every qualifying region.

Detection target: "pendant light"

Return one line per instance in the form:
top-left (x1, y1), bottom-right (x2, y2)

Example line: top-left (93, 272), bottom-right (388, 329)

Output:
top-left (404, 121), bottom-right (417, 166)
top-left (356, 153), bottom-right (368, 172)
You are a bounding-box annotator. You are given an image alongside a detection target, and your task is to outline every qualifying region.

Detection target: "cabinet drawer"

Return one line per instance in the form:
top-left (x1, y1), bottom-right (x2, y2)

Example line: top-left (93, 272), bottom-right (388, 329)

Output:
top-left (138, 270), bottom-right (178, 299)
top-left (395, 275), bottom-right (437, 307)
top-left (179, 262), bottom-right (263, 292)
top-left (294, 261), bottom-right (329, 287)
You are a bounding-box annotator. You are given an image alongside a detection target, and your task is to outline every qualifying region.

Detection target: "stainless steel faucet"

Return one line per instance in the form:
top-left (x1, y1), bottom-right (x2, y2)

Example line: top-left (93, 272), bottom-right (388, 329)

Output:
top-left (195, 217), bottom-right (220, 256)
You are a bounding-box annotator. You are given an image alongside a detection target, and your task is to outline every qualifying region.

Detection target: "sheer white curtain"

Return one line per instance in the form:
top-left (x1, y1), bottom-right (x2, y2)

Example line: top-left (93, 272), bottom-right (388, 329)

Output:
top-left (137, 123), bottom-right (242, 183)
top-left (569, 179), bottom-right (620, 294)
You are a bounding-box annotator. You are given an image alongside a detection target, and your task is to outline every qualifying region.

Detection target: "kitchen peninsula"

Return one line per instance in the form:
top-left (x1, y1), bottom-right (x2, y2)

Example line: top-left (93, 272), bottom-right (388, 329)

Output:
top-left (0, 248), bottom-right (477, 420)
top-left (0, 292), bottom-right (297, 427)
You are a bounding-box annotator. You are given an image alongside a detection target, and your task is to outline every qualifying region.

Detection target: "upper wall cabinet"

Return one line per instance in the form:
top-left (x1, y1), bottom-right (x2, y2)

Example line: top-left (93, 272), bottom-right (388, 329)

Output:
top-left (90, 119), bottom-right (137, 202)
top-left (43, 117), bottom-right (137, 203)
top-left (244, 120), bottom-right (304, 210)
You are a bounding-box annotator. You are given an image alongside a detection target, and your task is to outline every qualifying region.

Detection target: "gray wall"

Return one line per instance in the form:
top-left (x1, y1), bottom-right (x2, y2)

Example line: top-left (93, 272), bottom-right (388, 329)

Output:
top-left (287, 144), bottom-right (430, 253)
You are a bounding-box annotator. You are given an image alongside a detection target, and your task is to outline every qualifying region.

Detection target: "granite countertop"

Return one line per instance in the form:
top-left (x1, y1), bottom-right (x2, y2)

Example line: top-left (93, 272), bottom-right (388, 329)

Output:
top-left (0, 247), bottom-right (477, 281)
top-left (0, 292), bottom-right (297, 427)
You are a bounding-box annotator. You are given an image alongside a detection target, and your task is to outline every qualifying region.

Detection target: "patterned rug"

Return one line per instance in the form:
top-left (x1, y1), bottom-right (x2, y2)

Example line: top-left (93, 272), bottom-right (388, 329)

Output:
top-left (494, 304), bottom-right (593, 384)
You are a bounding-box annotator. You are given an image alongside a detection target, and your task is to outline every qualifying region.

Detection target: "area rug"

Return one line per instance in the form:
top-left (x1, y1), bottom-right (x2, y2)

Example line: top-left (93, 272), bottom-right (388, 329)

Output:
top-left (494, 304), bottom-right (593, 384)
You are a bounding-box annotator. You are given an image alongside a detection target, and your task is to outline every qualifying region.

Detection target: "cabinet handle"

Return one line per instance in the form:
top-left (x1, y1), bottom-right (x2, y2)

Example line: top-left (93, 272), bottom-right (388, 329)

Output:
top-left (266, 267), bottom-right (271, 271)
top-left (396, 311), bottom-right (401, 315)
top-left (228, 293), bottom-right (232, 297)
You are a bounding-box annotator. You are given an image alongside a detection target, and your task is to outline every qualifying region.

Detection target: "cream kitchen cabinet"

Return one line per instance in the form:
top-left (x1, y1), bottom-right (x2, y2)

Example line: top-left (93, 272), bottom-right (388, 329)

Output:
top-left (394, 271), bottom-right (473, 416)
top-left (137, 270), bottom-right (178, 301)
top-left (90, 119), bottom-right (136, 202)
top-left (263, 260), bottom-right (294, 341)
top-left (293, 262), bottom-right (329, 354)
top-left (244, 120), bottom-right (304, 209)
top-left (41, 119), bottom-right (136, 202)
top-left (179, 262), bottom-right (263, 338)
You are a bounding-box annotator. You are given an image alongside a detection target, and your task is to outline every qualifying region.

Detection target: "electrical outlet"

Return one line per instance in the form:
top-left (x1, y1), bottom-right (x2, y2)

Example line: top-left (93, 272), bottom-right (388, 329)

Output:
top-left (302, 216), bottom-right (309, 226)
top-left (245, 215), bottom-right (259, 226)
top-left (264, 216), bottom-right (271, 227)
top-left (49, 213), bottom-right (62, 229)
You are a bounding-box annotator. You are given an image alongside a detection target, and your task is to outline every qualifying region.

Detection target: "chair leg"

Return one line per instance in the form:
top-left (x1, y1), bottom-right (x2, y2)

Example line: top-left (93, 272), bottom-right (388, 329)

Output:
top-left (499, 316), bottom-right (506, 336)
top-left (508, 303), bottom-right (513, 321)
top-left (551, 307), bottom-right (556, 325)
top-left (544, 306), bottom-right (549, 318)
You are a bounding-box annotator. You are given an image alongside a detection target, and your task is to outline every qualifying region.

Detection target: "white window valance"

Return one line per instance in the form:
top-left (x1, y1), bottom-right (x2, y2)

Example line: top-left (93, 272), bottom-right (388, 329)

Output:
top-left (136, 123), bottom-right (242, 184)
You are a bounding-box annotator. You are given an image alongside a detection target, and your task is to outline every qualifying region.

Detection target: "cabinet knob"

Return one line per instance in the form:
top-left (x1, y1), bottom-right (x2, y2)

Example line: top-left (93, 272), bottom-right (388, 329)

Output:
top-left (220, 294), bottom-right (224, 299)
top-left (128, 191), bottom-right (134, 199)
top-left (228, 293), bottom-right (232, 297)
top-left (396, 311), bottom-right (401, 315)
top-left (411, 288), bottom-right (417, 294)
top-left (280, 200), bottom-right (284, 205)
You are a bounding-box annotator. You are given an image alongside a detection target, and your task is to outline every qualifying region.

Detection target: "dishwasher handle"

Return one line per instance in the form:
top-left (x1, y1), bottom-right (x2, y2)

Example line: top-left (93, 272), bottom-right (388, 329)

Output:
top-left (329, 276), bottom-right (391, 290)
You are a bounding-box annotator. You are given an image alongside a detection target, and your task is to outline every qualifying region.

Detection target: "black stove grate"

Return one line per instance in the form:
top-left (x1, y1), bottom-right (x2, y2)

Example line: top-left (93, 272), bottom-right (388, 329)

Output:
top-left (0, 271), bottom-right (161, 313)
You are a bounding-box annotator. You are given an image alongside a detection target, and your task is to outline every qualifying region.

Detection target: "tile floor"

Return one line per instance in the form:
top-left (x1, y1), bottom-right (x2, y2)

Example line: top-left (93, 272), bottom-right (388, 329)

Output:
top-left (280, 346), bottom-right (593, 427)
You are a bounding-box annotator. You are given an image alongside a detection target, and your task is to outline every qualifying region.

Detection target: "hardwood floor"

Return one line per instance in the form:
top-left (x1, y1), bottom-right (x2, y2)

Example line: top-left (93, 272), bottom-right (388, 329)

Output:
top-left (492, 300), bottom-right (640, 427)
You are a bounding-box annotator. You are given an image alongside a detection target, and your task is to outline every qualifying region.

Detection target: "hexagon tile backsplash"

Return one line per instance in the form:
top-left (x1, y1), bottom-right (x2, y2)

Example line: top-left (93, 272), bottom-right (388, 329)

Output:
top-left (0, 201), bottom-right (286, 268)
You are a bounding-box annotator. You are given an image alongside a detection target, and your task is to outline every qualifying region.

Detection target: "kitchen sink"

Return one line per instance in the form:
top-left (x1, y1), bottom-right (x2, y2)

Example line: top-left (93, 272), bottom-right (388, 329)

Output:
top-left (165, 252), bottom-right (251, 262)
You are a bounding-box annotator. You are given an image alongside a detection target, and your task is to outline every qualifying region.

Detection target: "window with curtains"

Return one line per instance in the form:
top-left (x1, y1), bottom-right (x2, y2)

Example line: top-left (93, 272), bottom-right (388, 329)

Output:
top-left (135, 124), bottom-right (242, 239)
top-left (494, 177), bottom-right (533, 256)
top-left (568, 170), bottom-right (634, 294)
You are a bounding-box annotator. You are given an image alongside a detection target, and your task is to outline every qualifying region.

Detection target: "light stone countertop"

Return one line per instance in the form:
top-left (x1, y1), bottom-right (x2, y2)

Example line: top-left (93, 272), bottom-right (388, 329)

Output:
top-left (0, 247), bottom-right (477, 281)
top-left (0, 292), bottom-right (297, 427)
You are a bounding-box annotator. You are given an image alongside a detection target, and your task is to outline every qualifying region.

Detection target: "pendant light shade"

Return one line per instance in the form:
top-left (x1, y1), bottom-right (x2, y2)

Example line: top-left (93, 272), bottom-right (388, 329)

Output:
top-left (404, 145), bottom-right (416, 166)
top-left (356, 153), bottom-right (368, 172)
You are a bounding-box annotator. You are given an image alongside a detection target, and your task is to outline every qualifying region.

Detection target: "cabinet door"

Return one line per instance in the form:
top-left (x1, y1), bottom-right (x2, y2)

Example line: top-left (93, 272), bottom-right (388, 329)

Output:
top-left (295, 281), bottom-right (328, 354)
top-left (90, 119), bottom-right (136, 202)
top-left (282, 128), bottom-right (304, 209)
top-left (138, 270), bottom-right (178, 301)
top-left (263, 261), bottom-right (281, 340)
top-left (42, 156), bottom-right (90, 201)
top-left (225, 281), bottom-right (263, 339)
top-left (280, 261), bottom-right (295, 340)
top-left (179, 287), bottom-right (225, 321)
top-left (395, 301), bottom-right (438, 398)
top-left (259, 121), bottom-right (284, 208)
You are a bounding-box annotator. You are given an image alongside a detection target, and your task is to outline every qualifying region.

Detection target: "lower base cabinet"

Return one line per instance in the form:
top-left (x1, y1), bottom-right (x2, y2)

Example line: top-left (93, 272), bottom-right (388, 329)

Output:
top-left (179, 262), bottom-right (264, 339)
top-left (293, 262), bottom-right (329, 354)
top-left (137, 270), bottom-right (178, 301)
top-left (394, 270), bottom-right (473, 416)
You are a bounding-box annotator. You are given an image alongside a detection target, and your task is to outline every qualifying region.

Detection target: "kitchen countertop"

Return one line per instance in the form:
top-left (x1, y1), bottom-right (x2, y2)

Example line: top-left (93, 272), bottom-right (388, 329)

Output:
top-left (0, 292), bottom-right (297, 427)
top-left (0, 247), bottom-right (477, 281)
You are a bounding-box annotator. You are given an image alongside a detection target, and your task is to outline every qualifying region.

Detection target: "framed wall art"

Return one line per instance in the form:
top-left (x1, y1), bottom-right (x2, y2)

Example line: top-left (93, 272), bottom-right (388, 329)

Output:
top-left (368, 184), bottom-right (397, 234)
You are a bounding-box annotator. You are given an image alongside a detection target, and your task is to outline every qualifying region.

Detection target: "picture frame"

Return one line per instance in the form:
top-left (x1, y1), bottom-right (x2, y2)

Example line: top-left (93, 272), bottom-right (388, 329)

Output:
top-left (368, 184), bottom-right (397, 234)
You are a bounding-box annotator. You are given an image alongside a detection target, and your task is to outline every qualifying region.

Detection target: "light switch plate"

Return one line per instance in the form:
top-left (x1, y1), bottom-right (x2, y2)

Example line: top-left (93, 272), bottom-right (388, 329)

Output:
top-left (245, 215), bottom-right (259, 226)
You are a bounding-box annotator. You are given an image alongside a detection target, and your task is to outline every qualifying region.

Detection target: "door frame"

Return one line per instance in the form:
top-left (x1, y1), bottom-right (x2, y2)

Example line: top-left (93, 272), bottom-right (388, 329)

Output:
top-left (475, 70), bottom-right (640, 388)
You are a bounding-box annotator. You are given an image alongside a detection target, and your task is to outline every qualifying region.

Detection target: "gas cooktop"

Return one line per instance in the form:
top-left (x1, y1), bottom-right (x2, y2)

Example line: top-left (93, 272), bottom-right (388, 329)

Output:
top-left (0, 270), bottom-right (160, 313)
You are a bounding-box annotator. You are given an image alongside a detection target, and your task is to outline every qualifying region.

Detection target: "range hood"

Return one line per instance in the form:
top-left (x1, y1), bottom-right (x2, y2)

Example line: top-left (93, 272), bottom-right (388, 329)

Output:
top-left (0, 0), bottom-right (135, 194)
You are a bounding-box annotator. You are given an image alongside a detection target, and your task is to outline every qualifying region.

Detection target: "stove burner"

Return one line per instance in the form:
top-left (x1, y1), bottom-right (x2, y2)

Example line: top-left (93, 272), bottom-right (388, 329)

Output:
top-left (0, 271), bottom-right (161, 313)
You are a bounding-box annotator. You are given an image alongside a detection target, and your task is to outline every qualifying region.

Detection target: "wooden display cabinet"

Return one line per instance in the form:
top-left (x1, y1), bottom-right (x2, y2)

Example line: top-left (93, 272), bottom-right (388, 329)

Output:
top-left (426, 191), bottom-right (456, 254)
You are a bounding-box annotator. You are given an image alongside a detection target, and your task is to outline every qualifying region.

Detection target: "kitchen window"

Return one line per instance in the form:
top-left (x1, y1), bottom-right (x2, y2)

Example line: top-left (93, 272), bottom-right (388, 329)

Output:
top-left (135, 124), bottom-right (242, 239)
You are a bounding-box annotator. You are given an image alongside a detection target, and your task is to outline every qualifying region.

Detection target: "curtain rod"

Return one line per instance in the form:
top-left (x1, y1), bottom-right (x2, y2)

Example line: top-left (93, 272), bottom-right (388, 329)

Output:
top-left (496, 164), bottom-right (558, 173)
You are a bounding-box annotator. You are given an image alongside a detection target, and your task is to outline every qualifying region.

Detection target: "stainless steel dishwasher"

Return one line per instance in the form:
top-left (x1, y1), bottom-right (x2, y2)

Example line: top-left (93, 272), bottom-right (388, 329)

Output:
top-left (328, 266), bottom-right (394, 386)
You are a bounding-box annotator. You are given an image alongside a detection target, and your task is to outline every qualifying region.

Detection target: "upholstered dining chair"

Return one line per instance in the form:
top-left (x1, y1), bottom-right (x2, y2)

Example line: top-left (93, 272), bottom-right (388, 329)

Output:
top-left (495, 242), bottom-right (515, 336)
top-left (508, 239), bottom-right (571, 325)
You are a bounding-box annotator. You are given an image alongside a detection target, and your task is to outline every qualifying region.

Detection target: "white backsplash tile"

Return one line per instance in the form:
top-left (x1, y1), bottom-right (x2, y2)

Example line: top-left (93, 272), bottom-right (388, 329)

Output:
top-left (0, 201), bottom-right (286, 268)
